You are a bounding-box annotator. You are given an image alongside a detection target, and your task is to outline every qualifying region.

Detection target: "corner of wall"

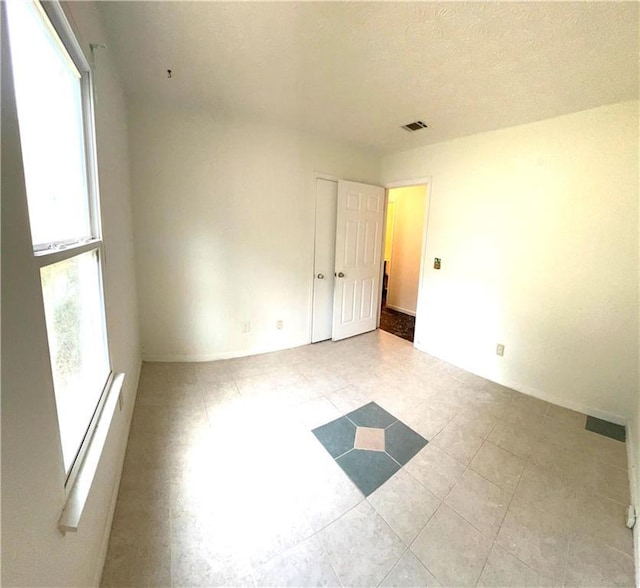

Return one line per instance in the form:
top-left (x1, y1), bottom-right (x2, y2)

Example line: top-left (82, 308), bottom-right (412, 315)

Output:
top-left (92, 358), bottom-right (143, 586)
top-left (628, 416), bottom-right (640, 587)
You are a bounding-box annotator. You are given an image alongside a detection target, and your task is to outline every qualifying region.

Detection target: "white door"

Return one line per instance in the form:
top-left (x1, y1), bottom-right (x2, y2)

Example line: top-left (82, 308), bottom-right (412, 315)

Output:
top-left (332, 180), bottom-right (385, 341)
top-left (311, 178), bottom-right (338, 342)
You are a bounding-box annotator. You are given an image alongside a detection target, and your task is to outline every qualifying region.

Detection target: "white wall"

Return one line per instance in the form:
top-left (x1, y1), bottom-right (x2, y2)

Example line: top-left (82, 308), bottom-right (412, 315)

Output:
top-left (634, 97), bottom-right (640, 583)
top-left (129, 103), bottom-right (380, 361)
top-left (386, 185), bottom-right (427, 315)
top-left (1, 3), bottom-right (140, 586)
top-left (382, 101), bottom-right (639, 423)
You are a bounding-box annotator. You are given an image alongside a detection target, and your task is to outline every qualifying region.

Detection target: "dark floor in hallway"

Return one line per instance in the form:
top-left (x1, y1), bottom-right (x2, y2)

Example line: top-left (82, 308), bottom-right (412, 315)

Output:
top-left (379, 306), bottom-right (415, 342)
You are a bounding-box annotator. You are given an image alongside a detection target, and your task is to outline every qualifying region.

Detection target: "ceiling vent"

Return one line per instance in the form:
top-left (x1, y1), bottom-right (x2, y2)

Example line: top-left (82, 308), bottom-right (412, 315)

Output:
top-left (402, 120), bottom-right (428, 132)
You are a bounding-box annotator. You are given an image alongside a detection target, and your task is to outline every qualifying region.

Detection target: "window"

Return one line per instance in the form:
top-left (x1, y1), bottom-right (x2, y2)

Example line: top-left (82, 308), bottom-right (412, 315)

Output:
top-left (6, 0), bottom-right (111, 479)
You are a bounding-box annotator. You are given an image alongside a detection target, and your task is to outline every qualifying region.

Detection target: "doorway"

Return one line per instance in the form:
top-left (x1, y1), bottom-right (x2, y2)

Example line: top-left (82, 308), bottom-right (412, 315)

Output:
top-left (311, 177), bottom-right (385, 343)
top-left (380, 184), bottom-right (428, 342)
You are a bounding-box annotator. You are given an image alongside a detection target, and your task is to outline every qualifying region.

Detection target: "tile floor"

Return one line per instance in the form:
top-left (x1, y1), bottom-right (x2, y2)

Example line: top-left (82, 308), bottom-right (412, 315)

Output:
top-left (101, 330), bottom-right (635, 587)
top-left (312, 401), bottom-right (427, 496)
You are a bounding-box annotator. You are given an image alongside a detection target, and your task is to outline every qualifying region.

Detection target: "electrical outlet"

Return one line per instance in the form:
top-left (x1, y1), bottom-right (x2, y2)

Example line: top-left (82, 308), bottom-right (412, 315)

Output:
top-left (241, 321), bottom-right (250, 333)
top-left (496, 343), bottom-right (505, 356)
top-left (276, 320), bottom-right (283, 330)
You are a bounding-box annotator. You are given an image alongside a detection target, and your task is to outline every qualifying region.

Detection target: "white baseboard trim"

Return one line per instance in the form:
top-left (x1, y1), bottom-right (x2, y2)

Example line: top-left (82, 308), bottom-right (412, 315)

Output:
top-left (413, 342), bottom-right (627, 426)
top-left (142, 338), bottom-right (311, 363)
top-left (385, 304), bottom-right (416, 317)
top-left (626, 418), bottom-right (640, 587)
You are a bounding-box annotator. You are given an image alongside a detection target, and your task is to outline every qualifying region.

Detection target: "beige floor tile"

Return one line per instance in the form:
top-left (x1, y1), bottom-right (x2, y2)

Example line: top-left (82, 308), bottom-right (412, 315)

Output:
top-left (295, 396), bottom-right (342, 429)
top-left (496, 495), bottom-right (571, 581)
top-left (194, 359), bottom-right (235, 384)
top-left (411, 503), bottom-right (493, 587)
top-left (326, 384), bottom-right (370, 413)
top-left (572, 491), bottom-right (634, 555)
top-left (110, 506), bottom-right (170, 550)
top-left (528, 437), bottom-right (588, 484)
top-left (537, 417), bottom-right (591, 455)
top-left (380, 550), bottom-right (442, 587)
top-left (501, 402), bottom-right (547, 429)
top-left (395, 401), bottom-right (451, 441)
top-left (469, 440), bottom-right (526, 494)
top-left (482, 381), bottom-right (516, 403)
top-left (447, 409), bottom-right (498, 440)
top-left (171, 541), bottom-right (253, 588)
top-left (583, 431), bottom-right (628, 470)
top-left (424, 392), bottom-right (467, 421)
top-left (545, 405), bottom-right (586, 429)
top-left (477, 543), bottom-right (553, 588)
top-left (298, 460), bottom-right (364, 531)
top-left (404, 444), bottom-right (465, 499)
top-left (241, 503), bottom-right (315, 567)
top-left (130, 404), bottom-right (171, 433)
top-left (454, 369), bottom-right (489, 388)
top-left (445, 469), bottom-right (510, 538)
top-left (373, 384), bottom-right (422, 417)
top-left (368, 469), bottom-right (441, 545)
top-left (513, 463), bottom-right (579, 518)
top-left (563, 534), bottom-right (635, 587)
top-left (510, 393), bottom-right (550, 416)
top-left (101, 542), bottom-right (172, 587)
top-left (301, 368), bottom-right (350, 396)
top-left (141, 361), bottom-right (198, 386)
top-left (487, 419), bottom-right (542, 459)
top-left (318, 501), bottom-right (405, 587)
top-left (431, 422), bottom-right (484, 465)
top-left (438, 361), bottom-right (468, 379)
top-left (201, 380), bottom-right (241, 407)
top-left (254, 535), bottom-right (340, 587)
top-left (585, 459), bottom-right (631, 505)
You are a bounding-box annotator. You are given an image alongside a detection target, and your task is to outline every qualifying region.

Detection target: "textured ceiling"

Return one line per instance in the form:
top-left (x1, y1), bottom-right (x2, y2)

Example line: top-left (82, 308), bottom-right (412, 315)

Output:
top-left (97, 2), bottom-right (639, 154)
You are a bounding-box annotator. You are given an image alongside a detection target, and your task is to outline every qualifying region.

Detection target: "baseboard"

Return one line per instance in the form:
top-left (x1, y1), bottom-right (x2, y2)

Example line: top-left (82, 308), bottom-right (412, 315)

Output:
top-left (385, 304), bottom-right (416, 317)
top-left (413, 342), bottom-right (627, 426)
top-left (626, 417), bottom-right (640, 587)
top-left (92, 358), bottom-right (142, 587)
top-left (142, 337), bottom-right (311, 363)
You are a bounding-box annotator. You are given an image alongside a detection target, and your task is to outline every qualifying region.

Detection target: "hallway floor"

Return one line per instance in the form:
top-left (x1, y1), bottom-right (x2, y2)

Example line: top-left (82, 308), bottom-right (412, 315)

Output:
top-left (379, 306), bottom-right (415, 342)
top-left (101, 330), bottom-right (634, 587)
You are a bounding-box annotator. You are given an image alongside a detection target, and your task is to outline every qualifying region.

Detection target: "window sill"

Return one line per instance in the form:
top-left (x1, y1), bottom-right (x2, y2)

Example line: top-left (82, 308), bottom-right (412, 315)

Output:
top-left (58, 372), bottom-right (125, 534)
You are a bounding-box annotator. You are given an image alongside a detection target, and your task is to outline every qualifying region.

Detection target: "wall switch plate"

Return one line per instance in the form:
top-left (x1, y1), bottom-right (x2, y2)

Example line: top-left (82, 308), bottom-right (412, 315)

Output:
top-left (276, 320), bottom-right (283, 330)
top-left (496, 343), bottom-right (505, 356)
top-left (241, 321), bottom-right (250, 333)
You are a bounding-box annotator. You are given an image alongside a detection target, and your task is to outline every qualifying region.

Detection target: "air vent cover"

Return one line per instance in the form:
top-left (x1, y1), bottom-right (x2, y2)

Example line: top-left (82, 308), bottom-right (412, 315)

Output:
top-left (402, 121), bottom-right (428, 132)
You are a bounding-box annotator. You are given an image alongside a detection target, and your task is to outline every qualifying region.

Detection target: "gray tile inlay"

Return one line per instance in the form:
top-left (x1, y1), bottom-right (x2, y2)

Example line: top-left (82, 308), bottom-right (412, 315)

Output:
top-left (313, 401), bottom-right (428, 496)
top-left (585, 415), bottom-right (626, 442)
top-left (385, 420), bottom-right (428, 466)
top-left (312, 416), bottom-right (356, 458)
top-left (347, 401), bottom-right (397, 428)
top-left (336, 449), bottom-right (401, 496)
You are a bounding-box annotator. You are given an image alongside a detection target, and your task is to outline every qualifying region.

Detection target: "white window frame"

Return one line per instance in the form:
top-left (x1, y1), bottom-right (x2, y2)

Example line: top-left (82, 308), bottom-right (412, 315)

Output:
top-left (7, 0), bottom-right (117, 507)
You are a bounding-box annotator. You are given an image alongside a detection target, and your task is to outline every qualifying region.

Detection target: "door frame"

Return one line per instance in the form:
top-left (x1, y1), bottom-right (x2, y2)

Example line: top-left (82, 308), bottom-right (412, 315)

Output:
top-left (380, 177), bottom-right (432, 347)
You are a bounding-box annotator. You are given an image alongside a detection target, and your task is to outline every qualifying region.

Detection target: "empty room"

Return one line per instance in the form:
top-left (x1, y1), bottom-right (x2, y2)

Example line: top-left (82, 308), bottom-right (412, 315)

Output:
top-left (2, 1), bottom-right (639, 587)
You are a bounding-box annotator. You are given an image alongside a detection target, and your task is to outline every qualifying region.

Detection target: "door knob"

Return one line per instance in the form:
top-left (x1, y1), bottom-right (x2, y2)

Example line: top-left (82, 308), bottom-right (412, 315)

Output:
top-left (337, 272), bottom-right (345, 278)
top-left (317, 273), bottom-right (324, 279)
